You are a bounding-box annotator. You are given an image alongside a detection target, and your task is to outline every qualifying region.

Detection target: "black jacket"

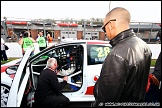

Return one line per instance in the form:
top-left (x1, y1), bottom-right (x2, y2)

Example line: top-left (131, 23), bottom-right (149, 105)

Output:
top-left (152, 52), bottom-right (161, 82)
top-left (93, 29), bottom-right (152, 105)
top-left (34, 68), bottom-right (67, 103)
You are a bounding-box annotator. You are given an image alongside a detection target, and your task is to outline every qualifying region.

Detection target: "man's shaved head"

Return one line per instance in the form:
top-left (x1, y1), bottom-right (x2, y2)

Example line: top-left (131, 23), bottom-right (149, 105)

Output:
top-left (105, 7), bottom-right (131, 24)
top-left (103, 7), bottom-right (131, 40)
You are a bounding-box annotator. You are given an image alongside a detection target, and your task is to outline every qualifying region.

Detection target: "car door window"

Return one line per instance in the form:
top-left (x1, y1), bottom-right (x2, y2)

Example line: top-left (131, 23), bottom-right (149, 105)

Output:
top-left (54, 45), bottom-right (84, 92)
top-left (87, 45), bottom-right (111, 65)
top-left (31, 45), bottom-right (84, 92)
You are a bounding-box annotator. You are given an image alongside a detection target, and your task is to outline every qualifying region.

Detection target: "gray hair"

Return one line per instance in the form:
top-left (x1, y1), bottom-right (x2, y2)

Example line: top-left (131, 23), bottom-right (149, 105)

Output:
top-left (46, 58), bottom-right (57, 68)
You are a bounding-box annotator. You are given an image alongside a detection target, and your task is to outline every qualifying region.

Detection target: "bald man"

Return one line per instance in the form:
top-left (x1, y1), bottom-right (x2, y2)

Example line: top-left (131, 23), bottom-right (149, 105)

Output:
top-left (34, 58), bottom-right (70, 107)
top-left (92, 7), bottom-right (152, 106)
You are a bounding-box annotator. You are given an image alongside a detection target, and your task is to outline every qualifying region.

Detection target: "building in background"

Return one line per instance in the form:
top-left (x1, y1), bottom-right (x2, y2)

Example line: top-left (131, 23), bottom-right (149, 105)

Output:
top-left (1, 19), bottom-right (161, 43)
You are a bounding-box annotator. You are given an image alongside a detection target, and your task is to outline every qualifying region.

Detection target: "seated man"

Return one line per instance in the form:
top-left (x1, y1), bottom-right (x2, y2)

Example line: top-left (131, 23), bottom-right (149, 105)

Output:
top-left (34, 58), bottom-right (70, 107)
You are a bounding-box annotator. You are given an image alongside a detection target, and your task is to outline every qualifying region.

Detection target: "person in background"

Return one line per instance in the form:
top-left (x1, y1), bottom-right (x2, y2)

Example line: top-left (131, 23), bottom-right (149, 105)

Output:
top-left (34, 58), bottom-right (69, 107)
top-left (18, 31), bottom-right (36, 56)
top-left (156, 29), bottom-right (161, 44)
top-left (19, 31), bottom-right (25, 41)
top-left (9, 31), bottom-right (18, 42)
top-left (19, 33), bottom-right (23, 40)
top-left (47, 33), bottom-right (53, 43)
top-left (1, 37), bottom-right (8, 61)
top-left (145, 29), bottom-right (161, 103)
top-left (36, 31), bottom-right (48, 51)
top-left (92, 7), bottom-right (152, 107)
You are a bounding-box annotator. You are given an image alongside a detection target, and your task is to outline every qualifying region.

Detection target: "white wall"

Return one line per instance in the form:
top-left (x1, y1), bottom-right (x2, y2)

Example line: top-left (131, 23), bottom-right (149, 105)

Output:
top-left (148, 44), bottom-right (161, 59)
top-left (4, 43), bottom-right (161, 59)
top-left (5, 42), bottom-right (57, 58)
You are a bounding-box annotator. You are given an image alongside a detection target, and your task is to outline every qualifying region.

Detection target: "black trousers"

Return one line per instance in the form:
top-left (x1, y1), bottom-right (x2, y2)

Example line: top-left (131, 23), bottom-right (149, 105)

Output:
top-left (36, 93), bottom-right (70, 107)
top-left (1, 50), bottom-right (8, 61)
top-left (144, 84), bottom-right (161, 102)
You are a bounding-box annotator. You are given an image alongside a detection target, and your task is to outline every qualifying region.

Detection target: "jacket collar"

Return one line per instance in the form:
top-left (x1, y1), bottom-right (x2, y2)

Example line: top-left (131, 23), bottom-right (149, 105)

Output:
top-left (110, 29), bottom-right (135, 47)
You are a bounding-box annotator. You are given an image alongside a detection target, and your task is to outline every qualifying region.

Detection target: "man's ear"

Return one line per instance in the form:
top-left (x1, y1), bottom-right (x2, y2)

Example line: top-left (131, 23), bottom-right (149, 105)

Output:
top-left (109, 21), bottom-right (114, 30)
top-left (54, 63), bottom-right (57, 67)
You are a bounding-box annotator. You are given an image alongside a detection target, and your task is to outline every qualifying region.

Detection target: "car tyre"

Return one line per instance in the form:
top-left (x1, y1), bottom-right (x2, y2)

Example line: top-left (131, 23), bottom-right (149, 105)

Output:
top-left (1, 84), bottom-right (10, 107)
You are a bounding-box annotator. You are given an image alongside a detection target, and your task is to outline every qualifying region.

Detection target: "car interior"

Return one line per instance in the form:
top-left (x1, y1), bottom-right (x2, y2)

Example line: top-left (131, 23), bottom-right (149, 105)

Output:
top-left (20, 44), bottom-right (84, 107)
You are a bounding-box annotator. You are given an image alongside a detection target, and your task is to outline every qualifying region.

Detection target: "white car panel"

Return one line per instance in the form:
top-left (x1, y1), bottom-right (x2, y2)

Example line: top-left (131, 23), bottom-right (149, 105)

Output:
top-left (1, 72), bottom-right (13, 87)
top-left (7, 49), bottom-right (32, 107)
top-left (17, 66), bottom-right (30, 106)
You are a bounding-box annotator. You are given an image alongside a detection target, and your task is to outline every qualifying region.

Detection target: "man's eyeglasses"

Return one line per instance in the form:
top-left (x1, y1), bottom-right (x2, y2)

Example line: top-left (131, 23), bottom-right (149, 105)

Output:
top-left (102, 19), bottom-right (116, 32)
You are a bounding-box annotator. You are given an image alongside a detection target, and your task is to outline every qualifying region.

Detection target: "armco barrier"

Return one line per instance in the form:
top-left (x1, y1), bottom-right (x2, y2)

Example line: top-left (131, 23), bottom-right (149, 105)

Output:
top-left (4, 42), bottom-right (161, 59)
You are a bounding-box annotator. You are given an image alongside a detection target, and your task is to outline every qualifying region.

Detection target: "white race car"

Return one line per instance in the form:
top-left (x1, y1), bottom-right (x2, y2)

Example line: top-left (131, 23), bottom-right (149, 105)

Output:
top-left (1, 40), bottom-right (112, 107)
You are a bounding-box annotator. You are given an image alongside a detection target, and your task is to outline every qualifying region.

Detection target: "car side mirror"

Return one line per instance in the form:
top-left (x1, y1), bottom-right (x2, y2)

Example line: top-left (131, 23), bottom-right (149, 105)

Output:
top-left (6, 68), bottom-right (16, 75)
top-left (6, 65), bottom-right (18, 75)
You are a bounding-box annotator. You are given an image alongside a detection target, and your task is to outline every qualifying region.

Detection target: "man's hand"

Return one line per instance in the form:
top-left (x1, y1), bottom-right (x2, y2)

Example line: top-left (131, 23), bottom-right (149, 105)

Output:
top-left (56, 69), bottom-right (60, 73)
top-left (149, 74), bottom-right (160, 86)
top-left (63, 76), bottom-right (68, 82)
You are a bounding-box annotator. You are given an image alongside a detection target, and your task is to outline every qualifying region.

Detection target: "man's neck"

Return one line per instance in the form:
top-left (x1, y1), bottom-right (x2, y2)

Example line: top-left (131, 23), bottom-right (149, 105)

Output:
top-left (47, 67), bottom-right (57, 73)
top-left (47, 67), bottom-right (54, 71)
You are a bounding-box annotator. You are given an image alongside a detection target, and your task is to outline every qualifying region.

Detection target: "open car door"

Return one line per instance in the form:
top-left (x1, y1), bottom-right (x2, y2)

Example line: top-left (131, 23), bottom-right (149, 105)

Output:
top-left (7, 49), bottom-right (32, 107)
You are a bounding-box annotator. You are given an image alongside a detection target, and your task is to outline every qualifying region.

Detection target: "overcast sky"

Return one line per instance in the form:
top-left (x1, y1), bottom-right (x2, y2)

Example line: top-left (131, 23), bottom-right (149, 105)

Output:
top-left (1, 1), bottom-right (161, 22)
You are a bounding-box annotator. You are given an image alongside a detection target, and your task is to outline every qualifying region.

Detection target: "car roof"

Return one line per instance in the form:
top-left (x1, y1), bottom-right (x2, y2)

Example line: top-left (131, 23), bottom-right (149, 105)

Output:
top-left (57, 40), bottom-right (110, 46)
